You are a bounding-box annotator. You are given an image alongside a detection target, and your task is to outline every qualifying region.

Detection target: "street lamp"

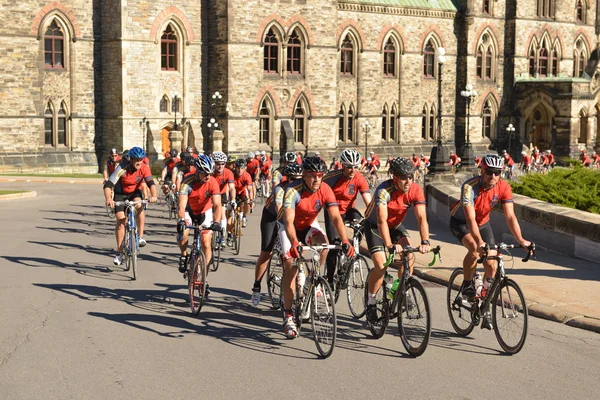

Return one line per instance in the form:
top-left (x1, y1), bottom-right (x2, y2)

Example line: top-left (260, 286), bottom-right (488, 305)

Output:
top-left (427, 47), bottom-right (451, 176)
top-left (171, 92), bottom-right (181, 130)
top-left (506, 123), bottom-right (516, 156)
top-left (207, 118), bottom-right (218, 130)
top-left (361, 120), bottom-right (372, 156)
top-left (460, 83), bottom-right (478, 166)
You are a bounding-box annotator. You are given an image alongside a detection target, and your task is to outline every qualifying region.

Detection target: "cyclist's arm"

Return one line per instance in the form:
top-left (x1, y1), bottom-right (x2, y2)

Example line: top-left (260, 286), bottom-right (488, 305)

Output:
top-left (228, 182), bottom-right (236, 202)
top-left (103, 164), bottom-right (109, 181)
top-left (177, 194), bottom-right (188, 220)
top-left (170, 166), bottom-right (179, 184)
top-left (502, 202), bottom-right (529, 247)
top-left (376, 205), bottom-right (393, 248)
top-left (464, 204), bottom-right (484, 247)
top-left (414, 204), bottom-right (430, 244)
top-left (327, 205), bottom-right (350, 243)
top-left (247, 183), bottom-right (255, 201)
top-left (161, 165), bottom-right (168, 181)
top-left (211, 194), bottom-right (222, 223)
top-left (283, 207), bottom-right (299, 244)
top-left (360, 191), bottom-right (373, 207)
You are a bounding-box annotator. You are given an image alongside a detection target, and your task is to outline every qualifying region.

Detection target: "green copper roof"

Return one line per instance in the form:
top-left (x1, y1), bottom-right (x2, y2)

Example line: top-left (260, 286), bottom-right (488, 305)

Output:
top-left (338, 0), bottom-right (459, 11)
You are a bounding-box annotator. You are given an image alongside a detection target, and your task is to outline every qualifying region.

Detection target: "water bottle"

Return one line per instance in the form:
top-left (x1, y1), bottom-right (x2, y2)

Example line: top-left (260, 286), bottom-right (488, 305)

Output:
top-left (389, 278), bottom-right (400, 298)
top-left (474, 272), bottom-right (483, 297)
top-left (297, 265), bottom-right (306, 296)
top-left (384, 273), bottom-right (394, 299)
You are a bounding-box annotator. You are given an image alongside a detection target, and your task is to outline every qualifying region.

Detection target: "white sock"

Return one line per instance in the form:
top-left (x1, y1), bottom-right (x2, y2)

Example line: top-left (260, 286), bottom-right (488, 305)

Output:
top-left (367, 292), bottom-right (377, 305)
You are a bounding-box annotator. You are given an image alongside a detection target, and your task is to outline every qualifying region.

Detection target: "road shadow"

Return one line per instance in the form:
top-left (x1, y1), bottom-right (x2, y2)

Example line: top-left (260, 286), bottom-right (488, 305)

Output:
top-left (5, 256), bottom-right (130, 281)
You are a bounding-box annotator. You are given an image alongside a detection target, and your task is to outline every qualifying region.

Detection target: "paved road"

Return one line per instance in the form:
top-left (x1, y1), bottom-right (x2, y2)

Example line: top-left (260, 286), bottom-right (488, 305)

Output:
top-left (1, 182), bottom-right (600, 400)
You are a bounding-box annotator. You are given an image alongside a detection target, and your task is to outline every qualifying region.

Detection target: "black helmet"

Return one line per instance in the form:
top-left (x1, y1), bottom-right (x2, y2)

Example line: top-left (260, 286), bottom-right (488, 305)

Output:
top-left (170, 149), bottom-right (179, 158)
top-left (121, 149), bottom-right (130, 164)
top-left (389, 157), bottom-right (415, 176)
top-left (302, 156), bottom-right (328, 173)
top-left (284, 163), bottom-right (304, 177)
top-left (234, 159), bottom-right (247, 168)
top-left (180, 151), bottom-right (193, 165)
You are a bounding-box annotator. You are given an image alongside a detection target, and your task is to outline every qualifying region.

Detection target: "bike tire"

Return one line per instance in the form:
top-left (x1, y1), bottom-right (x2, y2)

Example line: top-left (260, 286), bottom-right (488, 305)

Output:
top-left (131, 229), bottom-right (138, 281)
top-left (364, 269), bottom-right (389, 339)
top-left (397, 277), bottom-right (431, 357)
top-left (347, 255), bottom-right (370, 319)
top-left (311, 276), bottom-right (337, 358)
top-left (492, 278), bottom-right (528, 354)
top-left (267, 253), bottom-right (283, 310)
top-left (210, 231), bottom-right (221, 272)
top-left (189, 252), bottom-right (207, 316)
top-left (446, 268), bottom-right (476, 336)
top-left (234, 215), bottom-right (242, 256)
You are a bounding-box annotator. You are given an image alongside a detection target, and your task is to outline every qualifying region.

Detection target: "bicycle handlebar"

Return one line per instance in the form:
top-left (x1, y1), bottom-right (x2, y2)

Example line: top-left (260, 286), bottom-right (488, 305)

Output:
top-left (113, 199), bottom-right (149, 206)
top-left (383, 245), bottom-right (442, 267)
top-left (297, 244), bottom-right (343, 261)
top-left (476, 242), bottom-right (536, 264)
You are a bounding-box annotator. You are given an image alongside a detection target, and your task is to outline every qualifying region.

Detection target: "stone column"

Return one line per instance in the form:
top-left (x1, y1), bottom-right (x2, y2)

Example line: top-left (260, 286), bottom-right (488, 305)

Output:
top-left (169, 130), bottom-right (183, 153)
top-left (212, 129), bottom-right (225, 152)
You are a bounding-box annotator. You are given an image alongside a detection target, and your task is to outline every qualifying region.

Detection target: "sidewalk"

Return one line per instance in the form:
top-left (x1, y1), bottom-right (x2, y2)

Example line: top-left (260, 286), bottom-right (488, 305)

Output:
top-left (355, 210), bottom-right (600, 334)
top-left (0, 175), bottom-right (102, 185)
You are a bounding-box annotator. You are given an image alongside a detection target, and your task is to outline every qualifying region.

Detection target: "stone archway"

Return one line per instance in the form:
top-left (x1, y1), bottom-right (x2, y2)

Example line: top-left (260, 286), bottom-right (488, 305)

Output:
top-left (520, 95), bottom-right (556, 151)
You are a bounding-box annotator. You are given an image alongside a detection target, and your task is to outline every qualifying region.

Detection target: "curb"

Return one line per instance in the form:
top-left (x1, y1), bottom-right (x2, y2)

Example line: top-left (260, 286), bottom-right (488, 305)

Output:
top-left (357, 243), bottom-right (600, 335)
top-left (0, 191), bottom-right (37, 201)
top-left (0, 178), bottom-right (101, 185)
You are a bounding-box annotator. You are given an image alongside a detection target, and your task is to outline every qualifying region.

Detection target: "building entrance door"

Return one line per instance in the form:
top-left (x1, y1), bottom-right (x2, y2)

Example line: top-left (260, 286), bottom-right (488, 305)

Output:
top-left (161, 127), bottom-right (171, 154)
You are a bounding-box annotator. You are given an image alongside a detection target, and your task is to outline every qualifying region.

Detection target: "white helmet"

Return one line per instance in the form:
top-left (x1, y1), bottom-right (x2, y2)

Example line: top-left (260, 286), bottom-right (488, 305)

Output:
top-left (212, 151), bottom-right (227, 163)
top-left (247, 152), bottom-right (255, 159)
top-left (315, 151), bottom-right (320, 155)
top-left (521, 151), bottom-right (527, 155)
top-left (260, 150), bottom-right (266, 156)
top-left (482, 154), bottom-right (504, 169)
top-left (340, 149), bottom-right (361, 166)
top-left (366, 157), bottom-right (372, 162)
top-left (547, 150), bottom-right (551, 154)
top-left (284, 152), bottom-right (296, 163)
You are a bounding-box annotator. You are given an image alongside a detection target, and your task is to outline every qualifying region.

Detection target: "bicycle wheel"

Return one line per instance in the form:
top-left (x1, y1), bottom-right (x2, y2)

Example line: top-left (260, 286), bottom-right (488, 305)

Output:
top-left (130, 228), bottom-right (138, 280)
top-left (446, 268), bottom-right (475, 336)
top-left (234, 214), bottom-right (242, 255)
top-left (189, 252), bottom-right (207, 316)
top-left (492, 278), bottom-right (528, 354)
top-left (398, 277), bottom-right (431, 357)
top-left (363, 269), bottom-right (389, 338)
top-left (347, 255), bottom-right (370, 319)
top-left (167, 193), bottom-right (175, 220)
top-left (311, 276), bottom-right (337, 358)
top-left (267, 253), bottom-right (283, 310)
top-left (210, 231), bottom-right (221, 272)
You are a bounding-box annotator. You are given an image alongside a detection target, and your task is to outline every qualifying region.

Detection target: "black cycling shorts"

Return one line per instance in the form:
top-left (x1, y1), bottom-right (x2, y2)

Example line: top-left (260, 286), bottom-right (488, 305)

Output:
top-left (260, 208), bottom-right (279, 253)
top-left (450, 217), bottom-right (495, 246)
top-left (113, 190), bottom-right (143, 214)
top-left (324, 207), bottom-right (363, 243)
top-left (364, 219), bottom-right (410, 254)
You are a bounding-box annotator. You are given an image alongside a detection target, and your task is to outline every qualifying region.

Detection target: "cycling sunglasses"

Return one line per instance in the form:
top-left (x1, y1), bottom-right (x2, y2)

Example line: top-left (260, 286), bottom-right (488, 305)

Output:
top-left (484, 169), bottom-right (502, 176)
top-left (342, 164), bottom-right (359, 169)
top-left (394, 174), bottom-right (414, 181)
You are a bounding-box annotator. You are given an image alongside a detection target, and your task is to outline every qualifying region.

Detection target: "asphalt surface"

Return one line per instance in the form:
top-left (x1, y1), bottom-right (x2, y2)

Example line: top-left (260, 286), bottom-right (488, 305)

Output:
top-left (1, 182), bottom-right (600, 400)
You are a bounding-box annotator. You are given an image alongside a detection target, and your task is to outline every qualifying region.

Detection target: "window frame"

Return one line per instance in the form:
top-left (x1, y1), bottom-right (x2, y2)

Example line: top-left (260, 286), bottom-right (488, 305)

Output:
top-left (383, 38), bottom-right (396, 77)
top-left (287, 29), bottom-right (303, 75)
top-left (44, 20), bottom-right (65, 70)
top-left (44, 101), bottom-right (69, 148)
top-left (161, 24), bottom-right (178, 71)
top-left (537, 0), bottom-right (555, 19)
top-left (381, 108), bottom-right (388, 140)
top-left (576, 1), bottom-right (585, 24)
top-left (340, 34), bottom-right (354, 76)
top-left (263, 28), bottom-right (279, 75)
top-left (421, 105), bottom-right (428, 140)
top-left (259, 100), bottom-right (271, 145)
top-left (293, 99), bottom-right (308, 145)
top-left (482, 0), bottom-right (491, 15)
top-left (423, 40), bottom-right (435, 78)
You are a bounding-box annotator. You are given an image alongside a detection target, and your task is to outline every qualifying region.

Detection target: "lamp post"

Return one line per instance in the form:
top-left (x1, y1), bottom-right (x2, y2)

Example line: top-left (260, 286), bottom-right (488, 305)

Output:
top-left (171, 92), bottom-right (180, 130)
top-left (460, 84), bottom-right (477, 166)
top-left (427, 47), bottom-right (451, 176)
top-left (361, 120), bottom-right (372, 156)
top-left (506, 123), bottom-right (516, 156)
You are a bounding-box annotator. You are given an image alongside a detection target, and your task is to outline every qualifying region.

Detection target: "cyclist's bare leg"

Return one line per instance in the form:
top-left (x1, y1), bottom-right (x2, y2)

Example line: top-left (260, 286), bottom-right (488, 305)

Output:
top-left (115, 212), bottom-right (126, 252)
top-left (308, 232), bottom-right (328, 271)
top-left (282, 258), bottom-right (297, 310)
top-left (483, 250), bottom-right (497, 281)
top-left (132, 197), bottom-right (145, 237)
top-left (242, 202), bottom-right (251, 217)
top-left (367, 250), bottom-right (387, 295)
top-left (177, 229), bottom-right (190, 256)
top-left (254, 250), bottom-right (271, 282)
top-left (397, 236), bottom-right (414, 275)
top-left (460, 233), bottom-right (479, 280)
top-left (201, 233), bottom-right (212, 275)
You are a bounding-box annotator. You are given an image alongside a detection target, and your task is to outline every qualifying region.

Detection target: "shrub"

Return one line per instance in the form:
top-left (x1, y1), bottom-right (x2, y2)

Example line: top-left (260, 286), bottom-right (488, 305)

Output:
top-left (510, 166), bottom-right (600, 214)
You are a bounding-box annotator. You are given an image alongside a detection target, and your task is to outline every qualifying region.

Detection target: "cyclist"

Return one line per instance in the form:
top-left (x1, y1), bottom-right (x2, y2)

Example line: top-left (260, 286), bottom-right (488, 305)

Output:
top-left (103, 147), bottom-right (158, 266)
top-left (547, 149), bottom-right (556, 168)
top-left (226, 158), bottom-right (254, 245)
top-left (329, 157), bottom-right (342, 171)
top-left (278, 156), bottom-right (354, 338)
top-left (176, 156), bottom-right (222, 286)
top-left (449, 151), bottom-right (461, 172)
top-left (186, 146), bottom-right (199, 159)
top-left (501, 150), bottom-right (515, 179)
top-left (315, 151), bottom-right (325, 162)
top-left (323, 149), bottom-right (373, 287)
top-left (259, 155), bottom-right (273, 197)
top-left (540, 151), bottom-right (550, 174)
top-left (226, 154), bottom-right (237, 171)
top-left (364, 157), bottom-right (379, 187)
top-left (251, 163), bottom-right (304, 306)
top-left (449, 154), bottom-right (532, 329)
top-left (273, 152), bottom-right (297, 186)
top-left (410, 153), bottom-right (421, 170)
top-left (103, 148), bottom-right (121, 184)
top-left (580, 150), bottom-right (592, 167)
top-left (420, 154), bottom-right (430, 174)
top-left (295, 151), bottom-right (303, 165)
top-left (369, 151), bottom-right (381, 167)
top-left (212, 151), bottom-right (235, 247)
top-left (364, 157), bottom-right (431, 324)
top-left (172, 151), bottom-right (196, 193)
top-left (520, 151), bottom-right (532, 173)
top-left (246, 152), bottom-right (260, 207)
top-left (592, 151), bottom-right (600, 168)
top-left (161, 149), bottom-right (180, 195)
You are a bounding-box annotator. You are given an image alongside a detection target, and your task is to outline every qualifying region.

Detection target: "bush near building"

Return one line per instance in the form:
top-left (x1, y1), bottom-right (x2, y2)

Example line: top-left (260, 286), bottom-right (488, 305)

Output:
top-left (510, 167), bottom-right (600, 215)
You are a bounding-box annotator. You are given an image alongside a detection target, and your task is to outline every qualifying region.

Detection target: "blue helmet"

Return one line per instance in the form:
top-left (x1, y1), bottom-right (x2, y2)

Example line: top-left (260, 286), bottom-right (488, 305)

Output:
top-left (129, 146), bottom-right (146, 160)
top-left (194, 154), bottom-right (215, 174)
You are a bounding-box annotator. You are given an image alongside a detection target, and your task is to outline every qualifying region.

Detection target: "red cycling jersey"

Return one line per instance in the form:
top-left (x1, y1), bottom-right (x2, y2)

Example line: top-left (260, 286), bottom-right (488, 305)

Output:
top-left (234, 170), bottom-right (253, 196)
top-left (106, 156), bottom-right (121, 175)
top-left (246, 159), bottom-right (260, 176)
top-left (323, 170), bottom-right (369, 214)
top-left (108, 163), bottom-right (154, 195)
top-left (260, 159), bottom-right (273, 175)
top-left (365, 180), bottom-right (426, 228)
top-left (521, 155), bottom-right (531, 166)
top-left (213, 167), bottom-right (235, 194)
top-left (411, 157), bottom-right (421, 168)
top-left (178, 175), bottom-right (220, 215)
top-left (279, 180), bottom-right (338, 231)
top-left (450, 176), bottom-right (513, 226)
top-left (142, 157), bottom-right (150, 166)
top-left (165, 157), bottom-right (180, 173)
top-left (503, 154), bottom-right (515, 167)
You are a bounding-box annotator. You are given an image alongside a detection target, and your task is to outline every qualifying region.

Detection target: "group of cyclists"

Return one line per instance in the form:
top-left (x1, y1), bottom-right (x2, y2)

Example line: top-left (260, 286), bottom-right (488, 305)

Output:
top-left (102, 144), bottom-right (533, 341)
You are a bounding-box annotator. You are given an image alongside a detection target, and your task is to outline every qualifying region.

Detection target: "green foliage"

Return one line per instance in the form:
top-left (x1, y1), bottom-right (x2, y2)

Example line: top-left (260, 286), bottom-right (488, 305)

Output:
top-left (0, 190), bottom-right (27, 195)
top-left (557, 157), bottom-right (580, 167)
top-left (510, 166), bottom-right (600, 214)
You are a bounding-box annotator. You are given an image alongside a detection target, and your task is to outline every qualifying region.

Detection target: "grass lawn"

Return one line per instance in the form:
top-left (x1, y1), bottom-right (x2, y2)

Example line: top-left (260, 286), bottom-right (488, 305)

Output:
top-left (0, 173), bottom-right (102, 179)
top-left (510, 166), bottom-right (600, 214)
top-left (0, 190), bottom-right (28, 195)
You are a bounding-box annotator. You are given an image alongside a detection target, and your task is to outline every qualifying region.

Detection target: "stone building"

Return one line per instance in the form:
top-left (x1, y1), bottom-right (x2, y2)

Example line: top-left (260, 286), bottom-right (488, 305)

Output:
top-left (1, 0), bottom-right (599, 173)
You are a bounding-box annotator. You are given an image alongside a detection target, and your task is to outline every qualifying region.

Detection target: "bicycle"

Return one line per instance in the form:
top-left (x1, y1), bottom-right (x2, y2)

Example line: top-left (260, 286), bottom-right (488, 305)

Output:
top-left (331, 218), bottom-right (371, 319)
top-left (266, 237), bottom-right (283, 310)
top-left (184, 220), bottom-right (221, 316)
top-left (160, 180), bottom-right (177, 220)
top-left (113, 199), bottom-right (148, 280)
top-left (414, 166), bottom-right (425, 185)
top-left (287, 244), bottom-right (341, 358)
top-left (210, 227), bottom-right (223, 272)
top-left (231, 199), bottom-right (248, 255)
top-left (447, 243), bottom-right (535, 354)
top-left (364, 245), bottom-right (441, 357)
